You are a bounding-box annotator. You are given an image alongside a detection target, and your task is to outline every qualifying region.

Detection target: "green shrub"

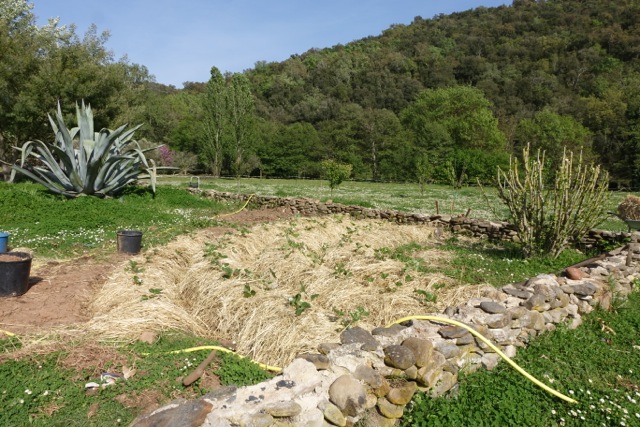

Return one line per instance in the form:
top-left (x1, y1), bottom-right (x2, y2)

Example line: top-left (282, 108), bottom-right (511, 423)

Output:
top-left (321, 160), bottom-right (352, 196)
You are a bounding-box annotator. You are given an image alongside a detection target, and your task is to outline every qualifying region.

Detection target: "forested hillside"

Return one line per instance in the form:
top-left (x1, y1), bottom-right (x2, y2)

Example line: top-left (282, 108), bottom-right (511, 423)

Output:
top-left (3, 0), bottom-right (640, 188)
top-left (238, 0), bottom-right (640, 186)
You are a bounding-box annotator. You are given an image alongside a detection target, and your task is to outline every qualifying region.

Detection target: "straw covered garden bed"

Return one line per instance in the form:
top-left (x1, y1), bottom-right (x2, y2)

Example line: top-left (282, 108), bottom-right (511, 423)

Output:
top-left (77, 214), bottom-right (491, 368)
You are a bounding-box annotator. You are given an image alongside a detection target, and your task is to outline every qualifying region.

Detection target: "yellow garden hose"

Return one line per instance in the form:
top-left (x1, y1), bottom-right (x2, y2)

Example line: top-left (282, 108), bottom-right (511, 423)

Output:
top-left (386, 315), bottom-right (577, 404)
top-left (148, 345), bottom-right (282, 373)
top-left (216, 194), bottom-right (255, 218)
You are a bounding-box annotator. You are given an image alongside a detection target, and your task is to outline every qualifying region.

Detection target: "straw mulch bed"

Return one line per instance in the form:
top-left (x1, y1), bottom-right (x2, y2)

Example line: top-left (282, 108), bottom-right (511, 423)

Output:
top-left (84, 215), bottom-right (490, 368)
top-left (617, 195), bottom-right (640, 220)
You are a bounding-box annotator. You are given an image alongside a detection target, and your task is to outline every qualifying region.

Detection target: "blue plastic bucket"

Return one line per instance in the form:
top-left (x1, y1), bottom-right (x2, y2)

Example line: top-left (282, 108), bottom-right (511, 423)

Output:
top-left (0, 232), bottom-right (8, 253)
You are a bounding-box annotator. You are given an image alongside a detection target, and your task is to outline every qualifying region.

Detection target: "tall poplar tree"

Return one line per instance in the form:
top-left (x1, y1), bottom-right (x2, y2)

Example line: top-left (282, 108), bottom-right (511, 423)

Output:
top-left (226, 73), bottom-right (256, 179)
top-left (202, 67), bottom-right (226, 177)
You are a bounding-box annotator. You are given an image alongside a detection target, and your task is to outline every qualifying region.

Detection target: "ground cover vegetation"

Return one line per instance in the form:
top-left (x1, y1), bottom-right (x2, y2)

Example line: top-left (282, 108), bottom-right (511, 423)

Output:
top-left (0, 333), bottom-right (272, 426)
top-left (3, 0), bottom-right (640, 191)
top-left (158, 175), bottom-right (631, 233)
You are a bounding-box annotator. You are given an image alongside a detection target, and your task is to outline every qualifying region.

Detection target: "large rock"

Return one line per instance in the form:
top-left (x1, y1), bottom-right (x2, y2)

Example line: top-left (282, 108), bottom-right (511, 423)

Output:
top-left (438, 325), bottom-right (468, 339)
top-left (131, 399), bottom-right (212, 427)
top-left (341, 327), bottom-right (380, 351)
top-left (401, 338), bottom-right (434, 368)
top-left (328, 375), bottom-right (367, 417)
top-left (565, 267), bottom-right (588, 280)
top-left (479, 301), bottom-right (507, 314)
top-left (264, 401), bottom-right (302, 418)
top-left (295, 353), bottom-right (330, 370)
top-left (354, 365), bottom-right (390, 397)
top-left (386, 381), bottom-right (418, 405)
top-left (376, 397), bottom-right (404, 419)
top-left (319, 401), bottom-right (346, 427)
top-left (383, 345), bottom-right (416, 370)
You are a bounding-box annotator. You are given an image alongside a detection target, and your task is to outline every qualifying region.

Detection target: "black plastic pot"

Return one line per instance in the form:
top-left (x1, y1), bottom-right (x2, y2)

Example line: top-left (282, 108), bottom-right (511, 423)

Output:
top-left (117, 230), bottom-right (143, 254)
top-left (0, 252), bottom-right (32, 297)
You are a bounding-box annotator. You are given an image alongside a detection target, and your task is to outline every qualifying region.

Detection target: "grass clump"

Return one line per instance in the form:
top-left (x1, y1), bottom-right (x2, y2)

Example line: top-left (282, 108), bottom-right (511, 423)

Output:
top-left (401, 291), bottom-right (640, 427)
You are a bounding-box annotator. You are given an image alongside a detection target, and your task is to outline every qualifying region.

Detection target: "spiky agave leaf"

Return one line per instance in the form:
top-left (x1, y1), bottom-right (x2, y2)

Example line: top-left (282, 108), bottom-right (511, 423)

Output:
top-left (12, 101), bottom-right (158, 198)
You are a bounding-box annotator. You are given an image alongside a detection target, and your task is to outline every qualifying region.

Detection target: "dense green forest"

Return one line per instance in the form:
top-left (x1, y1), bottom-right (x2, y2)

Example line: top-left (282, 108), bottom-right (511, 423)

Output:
top-left (2, 0), bottom-right (640, 188)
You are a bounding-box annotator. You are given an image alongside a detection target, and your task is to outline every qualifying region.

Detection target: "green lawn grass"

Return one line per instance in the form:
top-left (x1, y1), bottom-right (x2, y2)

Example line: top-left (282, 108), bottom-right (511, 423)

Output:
top-left (0, 181), bottom-right (233, 258)
top-left (158, 175), bottom-right (631, 233)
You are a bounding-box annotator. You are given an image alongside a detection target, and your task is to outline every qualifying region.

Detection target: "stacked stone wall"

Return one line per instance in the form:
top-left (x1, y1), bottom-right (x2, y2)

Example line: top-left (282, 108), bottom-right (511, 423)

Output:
top-left (194, 189), bottom-right (629, 250)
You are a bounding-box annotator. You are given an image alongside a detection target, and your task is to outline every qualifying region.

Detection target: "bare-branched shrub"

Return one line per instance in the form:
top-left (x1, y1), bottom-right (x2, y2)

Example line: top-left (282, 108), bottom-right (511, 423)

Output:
top-left (497, 145), bottom-right (609, 258)
top-left (172, 150), bottom-right (198, 175)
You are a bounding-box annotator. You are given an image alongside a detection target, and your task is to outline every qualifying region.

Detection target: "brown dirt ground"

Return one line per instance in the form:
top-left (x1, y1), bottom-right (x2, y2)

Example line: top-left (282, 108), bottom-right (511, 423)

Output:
top-left (0, 206), bottom-right (295, 336)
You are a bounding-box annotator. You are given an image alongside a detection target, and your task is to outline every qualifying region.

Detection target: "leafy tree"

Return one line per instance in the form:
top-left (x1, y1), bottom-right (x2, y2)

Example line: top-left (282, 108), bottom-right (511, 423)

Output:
top-left (356, 108), bottom-right (405, 181)
top-left (201, 67), bottom-right (226, 176)
top-left (403, 86), bottom-right (506, 151)
top-left (401, 85), bottom-right (506, 184)
top-left (321, 160), bottom-right (352, 196)
top-left (260, 122), bottom-right (321, 178)
top-left (0, 0), bottom-right (69, 161)
top-left (515, 108), bottom-right (593, 171)
top-left (226, 73), bottom-right (256, 179)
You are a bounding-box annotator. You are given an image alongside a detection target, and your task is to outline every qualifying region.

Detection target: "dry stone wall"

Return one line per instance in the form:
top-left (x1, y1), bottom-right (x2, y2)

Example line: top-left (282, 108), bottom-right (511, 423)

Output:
top-left (130, 190), bottom-right (639, 427)
top-left (192, 189), bottom-right (630, 250)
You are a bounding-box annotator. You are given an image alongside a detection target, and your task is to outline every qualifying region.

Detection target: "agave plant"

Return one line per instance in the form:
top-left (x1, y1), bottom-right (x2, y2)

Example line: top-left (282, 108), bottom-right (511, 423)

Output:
top-left (12, 101), bottom-right (160, 198)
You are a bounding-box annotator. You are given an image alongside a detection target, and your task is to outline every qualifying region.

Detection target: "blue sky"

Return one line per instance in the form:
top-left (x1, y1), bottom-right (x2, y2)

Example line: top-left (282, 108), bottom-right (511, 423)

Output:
top-left (32, 0), bottom-right (510, 88)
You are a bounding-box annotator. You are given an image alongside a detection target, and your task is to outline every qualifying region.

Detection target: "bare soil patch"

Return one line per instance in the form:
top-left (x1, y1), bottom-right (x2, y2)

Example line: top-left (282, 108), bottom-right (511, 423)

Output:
top-left (0, 255), bottom-right (120, 335)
